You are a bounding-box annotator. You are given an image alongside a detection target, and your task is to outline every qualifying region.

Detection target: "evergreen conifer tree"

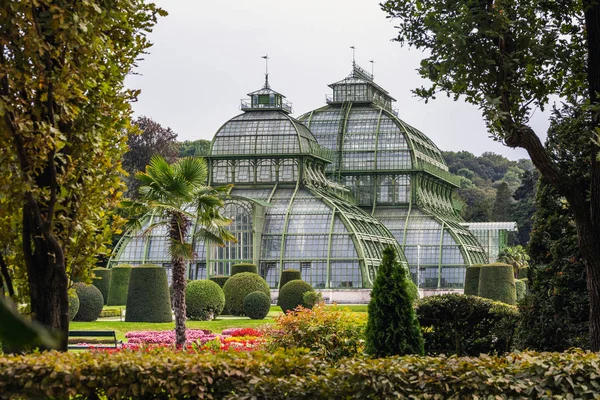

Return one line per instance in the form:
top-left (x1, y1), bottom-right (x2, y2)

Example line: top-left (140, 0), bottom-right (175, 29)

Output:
top-left (365, 247), bottom-right (424, 357)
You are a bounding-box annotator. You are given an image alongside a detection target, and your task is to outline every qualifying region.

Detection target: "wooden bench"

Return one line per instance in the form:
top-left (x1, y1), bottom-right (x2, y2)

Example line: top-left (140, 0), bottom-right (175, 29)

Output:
top-left (68, 330), bottom-right (119, 350)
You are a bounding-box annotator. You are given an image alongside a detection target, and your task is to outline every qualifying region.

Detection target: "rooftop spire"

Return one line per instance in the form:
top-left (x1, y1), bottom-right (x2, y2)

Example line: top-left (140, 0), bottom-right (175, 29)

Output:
top-left (369, 60), bottom-right (375, 78)
top-left (350, 45), bottom-right (355, 67)
top-left (261, 54), bottom-right (270, 89)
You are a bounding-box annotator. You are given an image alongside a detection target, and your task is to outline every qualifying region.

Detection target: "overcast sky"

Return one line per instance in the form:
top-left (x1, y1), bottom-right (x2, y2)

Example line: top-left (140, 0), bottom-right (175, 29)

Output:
top-left (125, 0), bottom-right (551, 161)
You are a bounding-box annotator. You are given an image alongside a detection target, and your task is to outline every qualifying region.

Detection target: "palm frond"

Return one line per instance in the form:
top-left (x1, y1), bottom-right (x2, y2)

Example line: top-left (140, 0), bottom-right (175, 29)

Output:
top-left (168, 240), bottom-right (195, 259)
top-left (176, 157), bottom-right (208, 187)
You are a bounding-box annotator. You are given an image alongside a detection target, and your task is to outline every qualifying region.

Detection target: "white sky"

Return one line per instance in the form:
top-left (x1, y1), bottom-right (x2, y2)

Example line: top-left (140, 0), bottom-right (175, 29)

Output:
top-left (126, 0), bottom-right (550, 161)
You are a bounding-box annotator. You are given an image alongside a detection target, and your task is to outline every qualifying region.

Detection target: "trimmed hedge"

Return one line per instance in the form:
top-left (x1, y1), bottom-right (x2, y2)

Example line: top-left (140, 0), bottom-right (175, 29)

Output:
top-left (518, 266), bottom-right (529, 279)
top-left (125, 264), bottom-right (172, 322)
top-left (106, 264), bottom-right (132, 306)
top-left (478, 263), bottom-right (517, 305)
top-left (243, 291), bottom-right (271, 319)
top-left (209, 275), bottom-right (229, 288)
top-left (185, 280), bottom-right (225, 321)
top-left (73, 283), bottom-right (104, 322)
top-left (231, 263), bottom-right (258, 275)
top-left (68, 289), bottom-right (79, 322)
top-left (279, 269), bottom-right (301, 289)
top-left (1, 349), bottom-right (599, 399)
top-left (515, 278), bottom-right (527, 302)
top-left (463, 265), bottom-right (482, 296)
top-left (278, 280), bottom-right (314, 313)
top-left (91, 267), bottom-right (111, 305)
top-left (222, 272), bottom-right (270, 316)
top-left (416, 294), bottom-right (519, 356)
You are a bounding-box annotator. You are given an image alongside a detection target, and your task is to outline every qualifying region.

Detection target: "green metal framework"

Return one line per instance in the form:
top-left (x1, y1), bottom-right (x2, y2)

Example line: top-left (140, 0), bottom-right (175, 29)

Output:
top-left (298, 64), bottom-right (488, 288)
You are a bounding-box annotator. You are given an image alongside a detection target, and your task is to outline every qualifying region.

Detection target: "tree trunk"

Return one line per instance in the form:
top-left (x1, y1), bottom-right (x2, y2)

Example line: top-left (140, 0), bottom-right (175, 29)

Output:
top-left (584, 0), bottom-right (600, 351)
top-left (170, 211), bottom-right (189, 348)
top-left (23, 201), bottom-right (69, 351)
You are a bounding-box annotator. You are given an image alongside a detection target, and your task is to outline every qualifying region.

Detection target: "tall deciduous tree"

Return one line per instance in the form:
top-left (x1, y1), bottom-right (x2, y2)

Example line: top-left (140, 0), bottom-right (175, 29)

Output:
top-left (130, 155), bottom-right (235, 348)
top-left (382, 0), bottom-right (600, 349)
top-left (123, 116), bottom-right (178, 199)
top-left (0, 1), bottom-right (163, 350)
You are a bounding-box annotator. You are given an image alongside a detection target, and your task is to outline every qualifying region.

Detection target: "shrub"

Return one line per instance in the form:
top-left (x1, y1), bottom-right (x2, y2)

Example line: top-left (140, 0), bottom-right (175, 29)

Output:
top-left (185, 280), bottom-right (225, 321)
top-left (268, 304), bottom-right (367, 362)
top-left (125, 264), bottom-right (172, 322)
top-left (416, 293), bottom-right (520, 356)
top-left (243, 291), bottom-right (271, 320)
top-left (209, 275), bottom-right (229, 288)
top-left (515, 279), bottom-right (527, 302)
top-left (68, 289), bottom-right (79, 321)
top-left (99, 308), bottom-right (122, 318)
top-left (106, 264), bottom-right (132, 306)
top-left (518, 266), bottom-right (529, 279)
top-left (222, 272), bottom-right (270, 316)
top-left (91, 267), bottom-right (111, 305)
top-left (1, 349), bottom-right (600, 398)
top-left (478, 263), bottom-right (516, 305)
top-left (278, 280), bottom-right (313, 313)
top-left (463, 265), bottom-right (482, 296)
top-left (73, 283), bottom-right (104, 322)
top-left (231, 263), bottom-right (258, 275)
top-left (279, 269), bottom-right (301, 289)
top-left (302, 291), bottom-right (323, 309)
top-left (366, 247), bottom-right (424, 357)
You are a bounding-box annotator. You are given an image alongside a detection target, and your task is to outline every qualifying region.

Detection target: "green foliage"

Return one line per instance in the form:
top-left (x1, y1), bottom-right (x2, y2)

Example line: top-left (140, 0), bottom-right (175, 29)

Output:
top-left (518, 267), bottom-right (529, 280)
top-left (365, 247), bottom-right (424, 357)
top-left (302, 291), bottom-right (323, 309)
top-left (99, 308), bottom-right (122, 319)
top-left (492, 182), bottom-right (514, 222)
top-left (0, 297), bottom-right (60, 352)
top-left (511, 169), bottom-right (539, 245)
top-left (497, 245), bottom-right (530, 277)
top-left (209, 275), bottom-right (229, 288)
top-left (125, 265), bottom-right (172, 323)
top-left (91, 268), bottom-right (111, 305)
top-left (106, 265), bottom-right (132, 306)
top-left (185, 280), bottom-right (225, 321)
top-left (68, 290), bottom-right (79, 322)
top-left (73, 283), bottom-right (104, 322)
top-left (177, 139), bottom-right (211, 158)
top-left (222, 272), bottom-right (270, 316)
top-left (463, 265), bottom-right (481, 296)
top-left (278, 280), bottom-right (314, 313)
top-left (0, 0), bottom-right (164, 340)
top-left (231, 263), bottom-right (258, 275)
top-left (515, 279), bottom-right (527, 302)
top-left (478, 263), bottom-right (517, 305)
top-left (279, 269), bottom-right (301, 289)
top-left (268, 304), bottom-right (367, 362)
top-left (243, 291), bottom-right (271, 320)
top-left (417, 294), bottom-right (520, 356)
top-left (1, 349), bottom-right (600, 398)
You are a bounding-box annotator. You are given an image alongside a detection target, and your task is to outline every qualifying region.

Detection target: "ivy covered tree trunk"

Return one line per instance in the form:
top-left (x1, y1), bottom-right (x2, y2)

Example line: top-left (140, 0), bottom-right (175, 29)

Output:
top-left (170, 211), bottom-right (189, 348)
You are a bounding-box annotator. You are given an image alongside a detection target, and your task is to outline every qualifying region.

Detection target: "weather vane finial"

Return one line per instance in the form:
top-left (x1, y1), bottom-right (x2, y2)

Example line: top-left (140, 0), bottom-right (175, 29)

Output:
top-left (350, 46), bottom-right (355, 66)
top-left (261, 54), bottom-right (270, 89)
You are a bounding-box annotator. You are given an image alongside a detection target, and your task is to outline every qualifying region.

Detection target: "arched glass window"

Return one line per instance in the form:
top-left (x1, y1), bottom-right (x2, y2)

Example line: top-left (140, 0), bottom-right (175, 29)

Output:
top-left (279, 159), bottom-right (297, 182)
top-left (257, 159), bottom-right (276, 182)
top-left (210, 200), bottom-right (253, 276)
top-left (235, 160), bottom-right (253, 183)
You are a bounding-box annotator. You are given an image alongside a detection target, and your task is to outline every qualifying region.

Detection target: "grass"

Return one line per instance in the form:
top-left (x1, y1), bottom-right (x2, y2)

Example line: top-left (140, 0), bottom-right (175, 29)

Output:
top-left (71, 304), bottom-right (367, 342)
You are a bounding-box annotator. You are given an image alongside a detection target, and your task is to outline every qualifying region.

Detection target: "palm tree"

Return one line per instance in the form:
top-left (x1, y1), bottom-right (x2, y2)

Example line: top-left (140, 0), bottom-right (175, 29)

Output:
top-left (125, 155), bottom-right (235, 348)
top-left (497, 245), bottom-right (530, 278)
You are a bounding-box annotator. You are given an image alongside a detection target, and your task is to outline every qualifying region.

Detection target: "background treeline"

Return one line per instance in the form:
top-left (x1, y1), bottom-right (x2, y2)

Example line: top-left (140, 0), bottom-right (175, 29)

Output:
top-left (442, 151), bottom-right (538, 246)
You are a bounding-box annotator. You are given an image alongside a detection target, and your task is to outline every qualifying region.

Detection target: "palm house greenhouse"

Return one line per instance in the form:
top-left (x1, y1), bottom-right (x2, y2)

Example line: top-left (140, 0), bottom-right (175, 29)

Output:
top-left (109, 63), bottom-right (510, 298)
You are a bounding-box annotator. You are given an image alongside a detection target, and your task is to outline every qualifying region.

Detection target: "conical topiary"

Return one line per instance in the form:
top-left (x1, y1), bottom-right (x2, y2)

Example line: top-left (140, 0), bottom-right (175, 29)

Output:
top-left (515, 278), bottom-right (527, 302)
top-left (91, 267), bottom-right (111, 305)
top-left (279, 269), bottom-right (301, 290)
top-left (478, 263), bottom-right (517, 305)
top-left (106, 264), bottom-right (133, 306)
top-left (209, 275), bottom-right (229, 288)
top-left (365, 247), bottom-right (424, 357)
top-left (464, 265), bottom-right (482, 296)
top-left (231, 263), bottom-right (258, 275)
top-left (125, 264), bottom-right (172, 322)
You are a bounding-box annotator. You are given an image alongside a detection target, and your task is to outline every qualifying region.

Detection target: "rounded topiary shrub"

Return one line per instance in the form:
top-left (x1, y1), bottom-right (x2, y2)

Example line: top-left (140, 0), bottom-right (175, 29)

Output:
top-left (231, 263), bottom-right (258, 275)
top-left (125, 264), bottom-right (172, 322)
top-left (68, 289), bottom-right (80, 321)
top-left (91, 267), bottom-right (111, 305)
top-left (478, 263), bottom-right (517, 306)
top-left (73, 282), bottom-right (104, 322)
top-left (302, 291), bottom-right (323, 309)
top-left (464, 265), bottom-right (482, 296)
top-left (243, 291), bottom-right (271, 319)
top-left (210, 275), bottom-right (229, 288)
top-left (185, 280), bottom-right (225, 321)
top-left (222, 272), bottom-right (270, 316)
top-left (106, 264), bottom-right (132, 306)
top-left (279, 269), bottom-right (301, 289)
top-left (515, 278), bottom-right (527, 302)
top-left (278, 280), bottom-right (314, 313)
